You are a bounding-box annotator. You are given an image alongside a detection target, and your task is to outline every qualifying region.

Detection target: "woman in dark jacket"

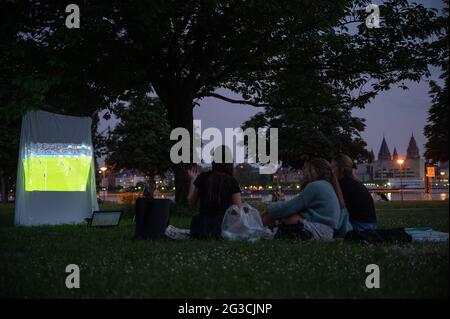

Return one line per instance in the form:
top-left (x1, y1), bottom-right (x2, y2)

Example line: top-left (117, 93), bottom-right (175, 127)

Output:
top-left (332, 154), bottom-right (377, 230)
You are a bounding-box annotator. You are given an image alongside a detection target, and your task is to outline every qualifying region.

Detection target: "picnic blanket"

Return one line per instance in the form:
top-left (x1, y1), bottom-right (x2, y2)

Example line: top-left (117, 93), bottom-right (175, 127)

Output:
top-left (405, 227), bottom-right (449, 242)
top-left (164, 219), bottom-right (449, 243)
top-left (345, 227), bottom-right (449, 243)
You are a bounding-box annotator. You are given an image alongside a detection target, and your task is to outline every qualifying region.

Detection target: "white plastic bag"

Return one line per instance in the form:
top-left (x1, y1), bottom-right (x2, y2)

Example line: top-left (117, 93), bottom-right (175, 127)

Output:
top-left (221, 203), bottom-right (274, 241)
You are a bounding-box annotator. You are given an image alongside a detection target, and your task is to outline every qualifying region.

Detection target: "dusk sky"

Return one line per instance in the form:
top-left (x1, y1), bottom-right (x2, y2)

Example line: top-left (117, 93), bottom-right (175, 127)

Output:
top-left (99, 0), bottom-right (446, 163)
top-left (192, 72), bottom-right (440, 160)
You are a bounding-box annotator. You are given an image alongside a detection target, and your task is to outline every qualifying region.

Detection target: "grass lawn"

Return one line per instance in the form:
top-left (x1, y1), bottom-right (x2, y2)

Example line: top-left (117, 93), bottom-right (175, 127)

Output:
top-left (0, 201), bottom-right (448, 298)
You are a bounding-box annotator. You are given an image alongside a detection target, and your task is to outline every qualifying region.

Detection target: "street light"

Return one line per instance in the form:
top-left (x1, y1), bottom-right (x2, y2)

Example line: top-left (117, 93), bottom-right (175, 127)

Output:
top-left (100, 166), bottom-right (108, 200)
top-left (439, 171), bottom-right (446, 185)
top-left (396, 159), bottom-right (404, 201)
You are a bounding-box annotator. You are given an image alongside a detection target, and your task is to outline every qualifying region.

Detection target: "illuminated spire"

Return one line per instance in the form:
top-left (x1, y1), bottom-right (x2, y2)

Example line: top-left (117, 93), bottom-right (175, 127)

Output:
top-left (392, 147), bottom-right (398, 161)
top-left (406, 133), bottom-right (420, 159)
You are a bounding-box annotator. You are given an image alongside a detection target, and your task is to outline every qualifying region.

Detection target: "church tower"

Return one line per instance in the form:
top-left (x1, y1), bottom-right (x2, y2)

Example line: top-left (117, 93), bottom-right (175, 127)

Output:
top-left (368, 149), bottom-right (375, 163)
top-left (392, 147), bottom-right (399, 161)
top-left (378, 136), bottom-right (391, 161)
top-left (406, 133), bottom-right (420, 159)
top-left (371, 134), bottom-right (424, 181)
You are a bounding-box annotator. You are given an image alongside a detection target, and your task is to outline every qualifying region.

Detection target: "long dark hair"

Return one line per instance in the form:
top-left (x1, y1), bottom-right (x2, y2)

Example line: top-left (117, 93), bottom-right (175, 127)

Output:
top-left (207, 146), bottom-right (234, 206)
top-left (306, 158), bottom-right (346, 209)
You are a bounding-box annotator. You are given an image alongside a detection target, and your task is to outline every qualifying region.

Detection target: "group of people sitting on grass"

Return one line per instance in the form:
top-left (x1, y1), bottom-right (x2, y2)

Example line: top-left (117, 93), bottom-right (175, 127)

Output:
top-left (185, 146), bottom-right (377, 240)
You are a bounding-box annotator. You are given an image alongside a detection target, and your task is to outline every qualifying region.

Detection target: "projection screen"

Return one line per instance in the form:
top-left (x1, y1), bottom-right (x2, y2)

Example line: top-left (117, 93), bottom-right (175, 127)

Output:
top-left (15, 111), bottom-right (99, 226)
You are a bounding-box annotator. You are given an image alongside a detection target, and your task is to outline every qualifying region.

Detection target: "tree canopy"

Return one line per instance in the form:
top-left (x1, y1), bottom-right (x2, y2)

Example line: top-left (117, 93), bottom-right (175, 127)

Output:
top-left (105, 95), bottom-right (171, 179)
top-left (3, 1), bottom-right (445, 121)
top-left (242, 86), bottom-right (368, 169)
top-left (1, 0), bottom-right (447, 201)
top-left (424, 66), bottom-right (449, 163)
top-left (424, 1), bottom-right (448, 163)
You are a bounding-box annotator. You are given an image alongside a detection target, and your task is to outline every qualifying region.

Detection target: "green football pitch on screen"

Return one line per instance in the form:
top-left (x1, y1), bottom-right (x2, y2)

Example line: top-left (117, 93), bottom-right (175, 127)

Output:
top-left (23, 157), bottom-right (92, 191)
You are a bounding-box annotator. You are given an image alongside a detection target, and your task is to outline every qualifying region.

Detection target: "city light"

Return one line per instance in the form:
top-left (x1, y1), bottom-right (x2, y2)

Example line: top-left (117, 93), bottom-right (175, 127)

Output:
top-left (397, 159), bottom-right (404, 201)
top-left (100, 166), bottom-right (107, 172)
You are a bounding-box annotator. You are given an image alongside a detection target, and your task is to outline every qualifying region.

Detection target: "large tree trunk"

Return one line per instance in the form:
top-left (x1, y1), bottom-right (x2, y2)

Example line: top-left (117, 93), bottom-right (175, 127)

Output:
top-left (166, 97), bottom-right (195, 204)
top-left (172, 163), bottom-right (191, 204)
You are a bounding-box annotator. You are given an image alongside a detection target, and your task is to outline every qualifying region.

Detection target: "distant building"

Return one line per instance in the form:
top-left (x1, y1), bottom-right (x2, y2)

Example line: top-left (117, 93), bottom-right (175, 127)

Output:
top-left (435, 161), bottom-right (449, 185)
top-left (104, 169), bottom-right (174, 190)
top-left (355, 134), bottom-right (425, 183)
top-left (104, 170), bottom-right (147, 189)
top-left (273, 166), bottom-right (302, 184)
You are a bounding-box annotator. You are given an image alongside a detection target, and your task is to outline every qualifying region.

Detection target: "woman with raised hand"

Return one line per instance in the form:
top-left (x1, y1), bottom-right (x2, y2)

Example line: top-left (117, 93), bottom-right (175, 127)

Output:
top-left (187, 145), bottom-right (243, 239)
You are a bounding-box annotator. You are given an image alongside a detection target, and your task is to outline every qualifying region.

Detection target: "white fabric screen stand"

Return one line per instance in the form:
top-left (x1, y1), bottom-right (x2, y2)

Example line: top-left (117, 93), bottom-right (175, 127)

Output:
top-left (15, 111), bottom-right (99, 226)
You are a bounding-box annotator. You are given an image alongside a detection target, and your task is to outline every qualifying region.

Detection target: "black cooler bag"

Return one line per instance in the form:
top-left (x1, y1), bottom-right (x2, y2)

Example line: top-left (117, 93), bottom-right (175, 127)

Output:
top-left (135, 198), bottom-right (171, 240)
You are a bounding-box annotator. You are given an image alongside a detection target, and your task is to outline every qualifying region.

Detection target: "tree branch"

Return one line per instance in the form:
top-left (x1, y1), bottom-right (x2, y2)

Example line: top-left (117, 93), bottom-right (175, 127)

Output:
top-left (195, 92), bottom-right (270, 107)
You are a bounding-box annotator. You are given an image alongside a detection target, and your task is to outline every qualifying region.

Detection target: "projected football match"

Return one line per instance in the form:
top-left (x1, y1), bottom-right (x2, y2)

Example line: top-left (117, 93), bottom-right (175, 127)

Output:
top-left (23, 143), bottom-right (92, 192)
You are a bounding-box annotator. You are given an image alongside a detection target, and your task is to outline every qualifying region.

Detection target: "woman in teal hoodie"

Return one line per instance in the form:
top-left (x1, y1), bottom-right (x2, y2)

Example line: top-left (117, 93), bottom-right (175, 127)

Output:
top-left (263, 158), bottom-right (353, 240)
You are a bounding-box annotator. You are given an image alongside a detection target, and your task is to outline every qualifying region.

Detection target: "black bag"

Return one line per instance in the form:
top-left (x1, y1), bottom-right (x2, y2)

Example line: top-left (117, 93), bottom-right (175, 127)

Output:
top-left (190, 214), bottom-right (224, 239)
top-left (344, 228), bottom-right (412, 244)
top-left (274, 222), bottom-right (313, 241)
top-left (135, 198), bottom-right (172, 240)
